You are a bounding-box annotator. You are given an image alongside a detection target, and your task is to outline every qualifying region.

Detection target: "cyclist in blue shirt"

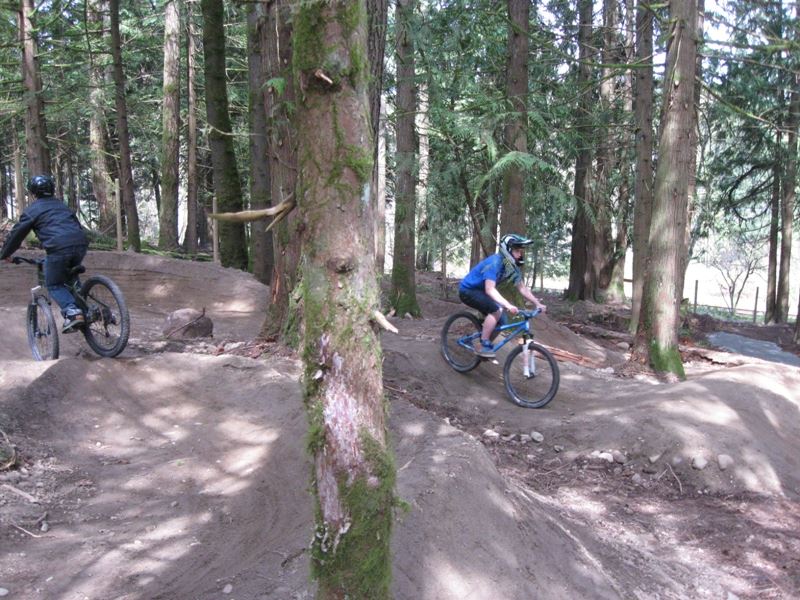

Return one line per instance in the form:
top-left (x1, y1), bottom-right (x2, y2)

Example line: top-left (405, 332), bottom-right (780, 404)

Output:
top-left (459, 233), bottom-right (546, 358)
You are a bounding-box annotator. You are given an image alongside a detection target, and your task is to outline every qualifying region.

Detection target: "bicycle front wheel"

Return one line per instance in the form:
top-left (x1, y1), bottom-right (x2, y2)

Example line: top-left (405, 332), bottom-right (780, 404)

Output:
top-left (503, 342), bottom-right (559, 408)
top-left (81, 275), bottom-right (130, 358)
top-left (441, 312), bottom-right (482, 373)
top-left (27, 297), bottom-right (59, 361)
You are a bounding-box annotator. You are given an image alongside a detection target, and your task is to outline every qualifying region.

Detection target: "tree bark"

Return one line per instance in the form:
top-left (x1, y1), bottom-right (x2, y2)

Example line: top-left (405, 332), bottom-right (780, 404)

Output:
top-left (109, 0), bottom-right (141, 251)
top-left (294, 1), bottom-right (394, 596)
top-left (261, 0), bottom-right (301, 342)
top-left (765, 152), bottom-right (781, 323)
top-left (632, 0), bottom-right (698, 380)
top-left (159, 0), bottom-right (181, 251)
top-left (500, 0), bottom-right (529, 236)
top-left (19, 0), bottom-right (51, 177)
top-left (87, 0), bottom-right (112, 232)
top-left (247, 1), bottom-right (273, 285)
top-left (629, 0), bottom-right (654, 331)
top-left (391, 0), bottom-right (421, 317)
top-left (566, 0), bottom-right (594, 300)
top-left (368, 0), bottom-right (388, 273)
top-left (202, 0), bottom-right (248, 269)
top-left (186, 1), bottom-right (199, 255)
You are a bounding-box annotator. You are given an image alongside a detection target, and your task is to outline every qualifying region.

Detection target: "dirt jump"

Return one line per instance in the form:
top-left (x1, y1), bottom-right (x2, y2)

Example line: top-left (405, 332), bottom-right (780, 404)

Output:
top-left (1, 251), bottom-right (798, 599)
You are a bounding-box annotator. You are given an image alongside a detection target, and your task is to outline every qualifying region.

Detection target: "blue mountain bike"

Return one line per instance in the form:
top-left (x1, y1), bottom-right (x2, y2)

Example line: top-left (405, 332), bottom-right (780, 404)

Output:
top-left (441, 308), bottom-right (559, 408)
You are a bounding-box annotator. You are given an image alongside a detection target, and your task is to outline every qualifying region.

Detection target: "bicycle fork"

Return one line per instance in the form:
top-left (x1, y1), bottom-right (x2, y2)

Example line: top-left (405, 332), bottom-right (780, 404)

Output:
top-left (521, 339), bottom-right (536, 378)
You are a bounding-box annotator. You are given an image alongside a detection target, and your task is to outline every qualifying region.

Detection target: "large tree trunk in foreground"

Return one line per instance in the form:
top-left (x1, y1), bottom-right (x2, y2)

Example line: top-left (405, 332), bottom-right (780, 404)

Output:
top-left (631, 0), bottom-right (698, 380)
top-left (294, 1), bottom-right (394, 596)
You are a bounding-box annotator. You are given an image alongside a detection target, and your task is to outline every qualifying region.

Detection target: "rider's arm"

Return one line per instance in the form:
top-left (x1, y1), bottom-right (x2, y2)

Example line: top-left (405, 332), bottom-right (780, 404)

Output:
top-left (0, 211), bottom-right (34, 260)
top-left (517, 282), bottom-right (547, 312)
top-left (485, 279), bottom-right (518, 313)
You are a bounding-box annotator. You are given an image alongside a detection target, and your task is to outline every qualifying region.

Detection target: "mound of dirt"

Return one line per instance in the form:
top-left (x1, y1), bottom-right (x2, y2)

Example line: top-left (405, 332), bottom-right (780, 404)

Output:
top-left (1, 253), bottom-right (799, 599)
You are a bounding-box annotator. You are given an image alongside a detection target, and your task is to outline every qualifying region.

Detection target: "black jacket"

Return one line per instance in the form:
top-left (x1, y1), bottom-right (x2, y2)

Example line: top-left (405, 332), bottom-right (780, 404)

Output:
top-left (0, 196), bottom-right (88, 260)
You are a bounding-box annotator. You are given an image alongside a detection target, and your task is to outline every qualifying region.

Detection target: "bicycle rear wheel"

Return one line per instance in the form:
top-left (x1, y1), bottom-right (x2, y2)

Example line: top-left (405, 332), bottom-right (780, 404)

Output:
top-left (441, 311), bottom-right (482, 372)
top-left (81, 275), bottom-right (130, 358)
top-left (503, 341), bottom-right (559, 408)
top-left (26, 297), bottom-right (59, 361)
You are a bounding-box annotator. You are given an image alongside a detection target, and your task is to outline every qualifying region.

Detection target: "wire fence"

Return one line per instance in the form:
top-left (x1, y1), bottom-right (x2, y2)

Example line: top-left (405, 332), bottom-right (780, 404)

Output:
top-left (532, 285), bottom-right (798, 326)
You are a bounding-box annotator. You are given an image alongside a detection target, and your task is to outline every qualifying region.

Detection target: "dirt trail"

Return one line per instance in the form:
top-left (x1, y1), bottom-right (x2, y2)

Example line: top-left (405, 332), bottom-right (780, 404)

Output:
top-left (1, 253), bottom-right (799, 599)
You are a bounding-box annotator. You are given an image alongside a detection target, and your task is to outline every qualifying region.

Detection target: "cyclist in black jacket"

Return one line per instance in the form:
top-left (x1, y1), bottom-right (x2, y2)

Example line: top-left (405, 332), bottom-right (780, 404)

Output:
top-left (1, 175), bottom-right (89, 333)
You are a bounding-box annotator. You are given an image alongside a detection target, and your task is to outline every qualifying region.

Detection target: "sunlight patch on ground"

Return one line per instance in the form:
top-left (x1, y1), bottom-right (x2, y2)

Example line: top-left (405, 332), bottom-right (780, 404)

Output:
top-left (660, 395), bottom-right (741, 427)
top-left (423, 555), bottom-right (500, 599)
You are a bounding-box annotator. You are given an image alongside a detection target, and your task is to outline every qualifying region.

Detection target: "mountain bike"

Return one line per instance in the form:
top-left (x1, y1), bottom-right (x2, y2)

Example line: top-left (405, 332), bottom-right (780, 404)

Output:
top-left (441, 308), bottom-right (559, 408)
top-left (12, 256), bottom-right (130, 361)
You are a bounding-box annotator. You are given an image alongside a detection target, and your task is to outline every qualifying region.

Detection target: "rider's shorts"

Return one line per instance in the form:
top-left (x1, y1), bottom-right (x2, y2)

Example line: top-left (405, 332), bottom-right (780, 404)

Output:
top-left (459, 288), bottom-right (500, 316)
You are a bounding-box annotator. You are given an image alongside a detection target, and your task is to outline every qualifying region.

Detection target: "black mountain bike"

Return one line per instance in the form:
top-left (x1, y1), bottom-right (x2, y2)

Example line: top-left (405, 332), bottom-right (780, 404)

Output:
top-left (12, 256), bottom-right (130, 360)
top-left (441, 308), bottom-right (560, 408)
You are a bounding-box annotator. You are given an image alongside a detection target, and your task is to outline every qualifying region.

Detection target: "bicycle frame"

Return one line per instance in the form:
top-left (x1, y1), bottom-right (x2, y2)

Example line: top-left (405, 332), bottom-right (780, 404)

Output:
top-left (456, 308), bottom-right (542, 355)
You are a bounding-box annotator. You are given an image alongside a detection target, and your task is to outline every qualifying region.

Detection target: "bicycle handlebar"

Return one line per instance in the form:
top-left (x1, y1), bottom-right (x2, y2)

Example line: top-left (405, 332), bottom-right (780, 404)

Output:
top-left (519, 308), bottom-right (542, 319)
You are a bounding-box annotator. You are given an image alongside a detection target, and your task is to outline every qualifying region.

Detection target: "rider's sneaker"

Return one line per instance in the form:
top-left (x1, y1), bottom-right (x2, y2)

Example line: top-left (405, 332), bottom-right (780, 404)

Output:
top-left (62, 313), bottom-right (85, 334)
top-left (475, 340), bottom-right (496, 358)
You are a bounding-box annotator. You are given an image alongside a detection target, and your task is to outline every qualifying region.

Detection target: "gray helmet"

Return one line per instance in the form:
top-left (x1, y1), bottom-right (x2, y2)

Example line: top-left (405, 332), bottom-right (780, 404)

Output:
top-left (26, 175), bottom-right (55, 197)
top-left (499, 233), bottom-right (534, 266)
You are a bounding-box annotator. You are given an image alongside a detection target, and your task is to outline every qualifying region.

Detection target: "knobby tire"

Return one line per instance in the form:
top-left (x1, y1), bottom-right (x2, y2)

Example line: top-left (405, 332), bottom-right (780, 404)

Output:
top-left (27, 297), bottom-right (59, 361)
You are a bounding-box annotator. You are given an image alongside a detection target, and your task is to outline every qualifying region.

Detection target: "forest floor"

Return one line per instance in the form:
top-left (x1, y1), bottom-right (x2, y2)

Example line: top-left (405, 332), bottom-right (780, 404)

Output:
top-left (0, 250), bottom-right (799, 599)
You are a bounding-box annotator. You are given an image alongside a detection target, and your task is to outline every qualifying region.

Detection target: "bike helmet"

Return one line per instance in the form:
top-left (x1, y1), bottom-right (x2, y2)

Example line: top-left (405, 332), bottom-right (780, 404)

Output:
top-left (26, 175), bottom-right (55, 197)
top-left (499, 233), bottom-right (534, 266)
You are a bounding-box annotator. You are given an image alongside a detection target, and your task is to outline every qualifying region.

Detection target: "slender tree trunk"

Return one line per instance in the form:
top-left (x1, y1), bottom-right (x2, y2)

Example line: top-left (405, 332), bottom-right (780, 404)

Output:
top-left (13, 137), bottom-right (25, 213)
top-left (632, 0), bottom-right (698, 380)
top-left (567, 0), bottom-right (594, 300)
top-left (109, 0), bottom-right (141, 251)
top-left (391, 0), bottom-right (421, 317)
top-left (261, 0), bottom-right (300, 342)
top-left (415, 84), bottom-right (430, 271)
top-left (186, 1), bottom-right (199, 255)
top-left (159, 0), bottom-right (181, 251)
top-left (248, 1), bottom-right (273, 285)
top-left (500, 0), bottom-right (529, 236)
top-left (87, 0), bottom-right (112, 232)
top-left (202, 0), bottom-right (248, 269)
top-left (368, 0), bottom-right (388, 274)
top-left (19, 0), bottom-right (50, 176)
top-left (677, 0), bottom-right (704, 304)
top-left (766, 154), bottom-right (781, 323)
top-left (629, 0), bottom-right (654, 331)
top-left (777, 20), bottom-right (798, 322)
top-left (294, 1), bottom-right (394, 596)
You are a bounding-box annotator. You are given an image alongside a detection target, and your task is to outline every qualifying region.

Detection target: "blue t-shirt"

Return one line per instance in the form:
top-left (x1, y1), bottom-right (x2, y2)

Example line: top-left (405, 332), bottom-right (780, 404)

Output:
top-left (459, 253), bottom-right (521, 292)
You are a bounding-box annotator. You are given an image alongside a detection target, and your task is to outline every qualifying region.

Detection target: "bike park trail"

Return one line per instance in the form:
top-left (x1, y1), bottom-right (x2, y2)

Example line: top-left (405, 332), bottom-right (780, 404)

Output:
top-left (1, 251), bottom-right (799, 599)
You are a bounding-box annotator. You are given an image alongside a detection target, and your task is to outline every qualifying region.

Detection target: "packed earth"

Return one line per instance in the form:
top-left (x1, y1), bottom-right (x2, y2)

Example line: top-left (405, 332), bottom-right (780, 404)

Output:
top-left (0, 250), bottom-right (798, 599)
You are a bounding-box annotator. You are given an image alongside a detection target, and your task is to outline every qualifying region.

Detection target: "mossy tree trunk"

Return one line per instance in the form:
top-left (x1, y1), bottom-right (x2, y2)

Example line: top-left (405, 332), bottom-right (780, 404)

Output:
top-left (159, 0), bottom-right (181, 251)
top-left (631, 0), bottom-right (698, 380)
top-left (202, 0), bottom-right (248, 269)
top-left (260, 0), bottom-right (301, 343)
top-left (391, 0), bottom-right (420, 317)
top-left (293, 1), bottom-right (395, 597)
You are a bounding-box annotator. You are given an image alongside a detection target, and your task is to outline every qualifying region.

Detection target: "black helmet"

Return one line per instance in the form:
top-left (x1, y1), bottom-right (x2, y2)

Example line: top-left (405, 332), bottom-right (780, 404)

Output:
top-left (499, 233), bottom-right (534, 266)
top-left (27, 175), bottom-right (55, 197)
